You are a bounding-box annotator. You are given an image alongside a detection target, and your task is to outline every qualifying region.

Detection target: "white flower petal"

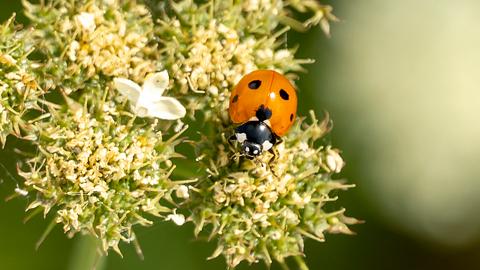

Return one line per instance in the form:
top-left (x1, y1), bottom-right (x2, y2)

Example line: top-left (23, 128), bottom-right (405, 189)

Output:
top-left (76, 12), bottom-right (96, 32)
top-left (114, 78), bottom-right (141, 103)
top-left (143, 70), bottom-right (169, 96)
top-left (146, 97), bottom-right (186, 120)
top-left (167, 213), bottom-right (185, 226)
top-left (15, 188), bottom-right (28, 196)
top-left (134, 105), bottom-right (149, 118)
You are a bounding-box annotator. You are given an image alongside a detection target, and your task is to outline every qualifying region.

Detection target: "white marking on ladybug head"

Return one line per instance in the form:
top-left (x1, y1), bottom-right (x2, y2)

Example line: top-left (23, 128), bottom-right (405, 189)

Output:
top-left (262, 141), bottom-right (273, 151)
top-left (236, 133), bottom-right (247, 143)
top-left (263, 119), bottom-right (271, 127)
top-left (253, 149), bottom-right (259, 155)
top-left (245, 146), bottom-right (250, 152)
top-left (248, 116), bottom-right (259, 121)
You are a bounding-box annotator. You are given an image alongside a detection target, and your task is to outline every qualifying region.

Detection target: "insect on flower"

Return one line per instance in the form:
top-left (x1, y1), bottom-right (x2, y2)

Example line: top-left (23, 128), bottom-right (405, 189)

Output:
top-left (229, 70), bottom-right (298, 157)
top-left (114, 71), bottom-right (186, 120)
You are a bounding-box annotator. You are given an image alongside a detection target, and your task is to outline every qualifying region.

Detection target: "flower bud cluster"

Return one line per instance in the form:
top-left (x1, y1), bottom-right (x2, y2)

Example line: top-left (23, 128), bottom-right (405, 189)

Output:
top-left (0, 15), bottom-right (43, 145)
top-left (19, 100), bottom-right (186, 253)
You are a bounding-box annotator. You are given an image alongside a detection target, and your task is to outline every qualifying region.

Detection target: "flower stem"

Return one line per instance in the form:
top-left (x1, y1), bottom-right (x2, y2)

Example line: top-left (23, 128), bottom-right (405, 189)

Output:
top-left (294, 256), bottom-right (309, 270)
top-left (68, 235), bottom-right (106, 270)
top-left (35, 218), bottom-right (56, 250)
top-left (279, 261), bottom-right (291, 270)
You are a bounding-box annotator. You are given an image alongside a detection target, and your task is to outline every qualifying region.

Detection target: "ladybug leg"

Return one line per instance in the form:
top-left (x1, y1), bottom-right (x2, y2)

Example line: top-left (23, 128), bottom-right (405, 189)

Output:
top-left (268, 147), bottom-right (278, 164)
top-left (267, 135), bottom-right (282, 164)
top-left (267, 147), bottom-right (282, 177)
top-left (274, 135), bottom-right (283, 145)
top-left (227, 134), bottom-right (238, 149)
top-left (228, 135), bottom-right (243, 162)
top-left (229, 152), bottom-right (242, 163)
top-left (228, 134), bottom-right (236, 144)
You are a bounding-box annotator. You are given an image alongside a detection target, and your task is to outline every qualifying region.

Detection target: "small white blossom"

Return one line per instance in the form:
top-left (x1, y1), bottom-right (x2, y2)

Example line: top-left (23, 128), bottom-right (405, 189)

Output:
top-left (174, 120), bottom-right (185, 133)
top-left (15, 187), bottom-right (28, 196)
top-left (166, 210), bottom-right (186, 226)
top-left (104, 0), bottom-right (115, 5)
top-left (270, 230), bottom-right (282, 240)
top-left (68, 41), bottom-right (80, 61)
top-left (0, 53), bottom-right (16, 65)
top-left (326, 148), bottom-right (345, 173)
top-left (292, 191), bottom-right (311, 207)
top-left (114, 71), bottom-right (186, 120)
top-left (175, 185), bottom-right (190, 199)
top-left (274, 49), bottom-right (292, 60)
top-left (76, 12), bottom-right (96, 32)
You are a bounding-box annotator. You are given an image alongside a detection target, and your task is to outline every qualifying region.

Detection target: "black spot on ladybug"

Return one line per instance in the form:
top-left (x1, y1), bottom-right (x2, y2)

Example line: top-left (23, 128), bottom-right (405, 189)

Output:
top-left (290, 113), bottom-right (294, 121)
top-left (279, 89), bottom-right (289, 100)
top-left (248, 80), bottom-right (262, 89)
top-left (256, 105), bottom-right (272, 121)
top-left (232, 94), bottom-right (239, 103)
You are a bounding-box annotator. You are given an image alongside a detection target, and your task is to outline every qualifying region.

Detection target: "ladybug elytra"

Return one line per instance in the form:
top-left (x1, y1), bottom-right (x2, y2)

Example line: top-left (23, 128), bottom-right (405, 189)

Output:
top-left (229, 70), bottom-right (298, 157)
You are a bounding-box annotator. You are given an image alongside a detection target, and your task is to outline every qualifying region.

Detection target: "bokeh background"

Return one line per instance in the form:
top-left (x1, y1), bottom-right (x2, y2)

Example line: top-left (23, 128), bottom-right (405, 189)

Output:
top-left (1, 0), bottom-right (480, 269)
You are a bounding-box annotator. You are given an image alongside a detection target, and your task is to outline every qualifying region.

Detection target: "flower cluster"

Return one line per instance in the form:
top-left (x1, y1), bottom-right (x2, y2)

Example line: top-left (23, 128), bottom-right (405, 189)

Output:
top-left (153, 1), bottom-right (356, 268)
top-left (156, 0), bottom-right (319, 122)
top-left (19, 100), bottom-right (187, 253)
top-left (23, 0), bottom-right (159, 93)
top-left (0, 15), bottom-right (43, 145)
top-left (0, 0), bottom-right (357, 268)
top-left (12, 0), bottom-right (188, 254)
top-left (189, 112), bottom-right (358, 267)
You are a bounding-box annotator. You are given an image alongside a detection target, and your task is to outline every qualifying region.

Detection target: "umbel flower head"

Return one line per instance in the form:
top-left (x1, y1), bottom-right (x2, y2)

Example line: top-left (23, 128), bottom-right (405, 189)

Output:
top-left (18, 97), bottom-right (188, 253)
top-left (189, 112), bottom-right (358, 267)
top-left (0, 15), bottom-right (43, 146)
top-left (23, 0), bottom-right (159, 93)
top-left (10, 0), bottom-right (189, 255)
top-left (1, 0), bottom-right (358, 268)
top-left (155, 0), bottom-right (331, 122)
top-left (154, 0), bottom-right (358, 268)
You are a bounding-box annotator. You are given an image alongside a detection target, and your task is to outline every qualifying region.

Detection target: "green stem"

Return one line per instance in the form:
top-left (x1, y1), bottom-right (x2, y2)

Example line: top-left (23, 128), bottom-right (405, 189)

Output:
top-left (279, 261), bottom-right (291, 270)
top-left (68, 235), bottom-right (106, 270)
top-left (294, 256), bottom-right (309, 270)
top-left (36, 219), bottom-right (56, 250)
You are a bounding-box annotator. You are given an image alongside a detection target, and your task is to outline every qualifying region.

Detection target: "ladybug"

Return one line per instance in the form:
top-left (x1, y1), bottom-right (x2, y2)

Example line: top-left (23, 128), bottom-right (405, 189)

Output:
top-left (229, 70), bottom-right (297, 157)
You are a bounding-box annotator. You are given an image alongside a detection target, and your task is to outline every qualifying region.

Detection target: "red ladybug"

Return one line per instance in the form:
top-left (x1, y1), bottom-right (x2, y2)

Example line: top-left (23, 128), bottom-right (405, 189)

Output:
top-left (229, 70), bottom-right (298, 156)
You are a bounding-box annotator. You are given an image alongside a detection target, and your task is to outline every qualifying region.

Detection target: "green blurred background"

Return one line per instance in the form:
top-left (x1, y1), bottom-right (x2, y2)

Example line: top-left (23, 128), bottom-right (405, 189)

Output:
top-left (1, 0), bottom-right (480, 269)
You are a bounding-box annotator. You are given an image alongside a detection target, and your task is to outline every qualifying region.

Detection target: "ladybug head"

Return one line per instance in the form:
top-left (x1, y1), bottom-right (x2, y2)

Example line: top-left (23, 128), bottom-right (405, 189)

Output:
top-left (241, 141), bottom-right (262, 157)
top-left (234, 121), bottom-right (276, 158)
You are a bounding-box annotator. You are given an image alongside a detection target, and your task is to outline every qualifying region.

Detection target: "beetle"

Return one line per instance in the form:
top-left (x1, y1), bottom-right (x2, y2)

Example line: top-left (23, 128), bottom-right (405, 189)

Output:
top-left (229, 70), bottom-right (297, 157)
